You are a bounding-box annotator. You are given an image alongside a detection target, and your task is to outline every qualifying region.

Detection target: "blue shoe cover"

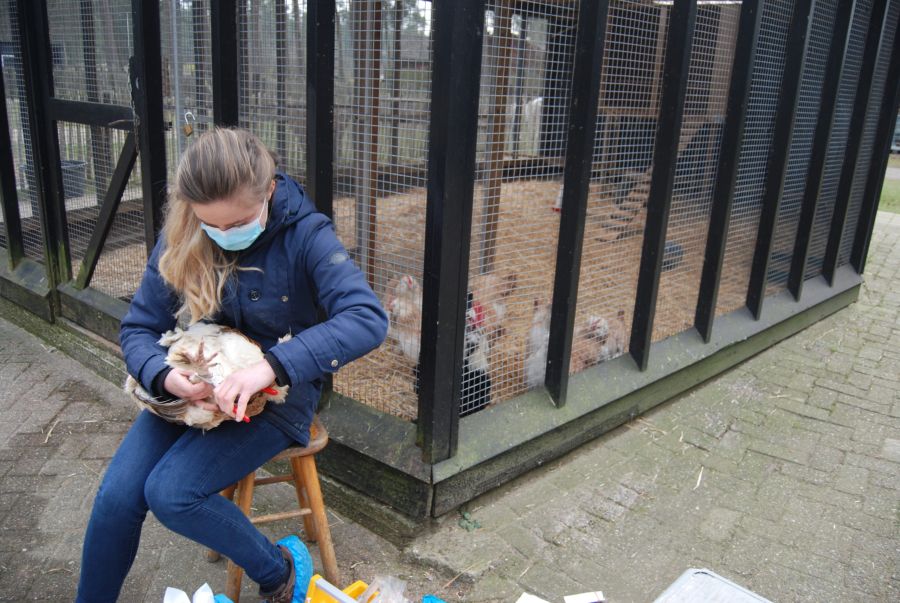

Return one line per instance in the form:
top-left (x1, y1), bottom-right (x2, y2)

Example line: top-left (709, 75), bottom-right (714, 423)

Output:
top-left (276, 534), bottom-right (313, 603)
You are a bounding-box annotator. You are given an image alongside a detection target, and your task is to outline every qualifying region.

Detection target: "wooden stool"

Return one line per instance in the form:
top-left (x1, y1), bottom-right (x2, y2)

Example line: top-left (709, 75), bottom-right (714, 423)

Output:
top-left (207, 416), bottom-right (339, 601)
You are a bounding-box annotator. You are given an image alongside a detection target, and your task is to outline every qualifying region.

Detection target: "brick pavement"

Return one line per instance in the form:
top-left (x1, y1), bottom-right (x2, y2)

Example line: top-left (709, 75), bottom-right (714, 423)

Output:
top-left (407, 212), bottom-right (900, 602)
top-left (0, 213), bottom-right (898, 602)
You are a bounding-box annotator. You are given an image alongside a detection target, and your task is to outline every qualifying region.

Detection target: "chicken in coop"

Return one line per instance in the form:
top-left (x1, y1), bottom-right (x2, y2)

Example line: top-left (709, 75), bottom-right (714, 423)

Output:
top-left (385, 274), bottom-right (423, 364)
top-left (125, 323), bottom-right (289, 430)
top-left (469, 271), bottom-right (517, 343)
top-left (570, 310), bottom-right (629, 372)
top-left (599, 309), bottom-right (627, 362)
top-left (570, 314), bottom-right (610, 374)
top-left (413, 291), bottom-right (493, 416)
top-left (524, 298), bottom-right (551, 389)
top-left (460, 291), bottom-right (492, 416)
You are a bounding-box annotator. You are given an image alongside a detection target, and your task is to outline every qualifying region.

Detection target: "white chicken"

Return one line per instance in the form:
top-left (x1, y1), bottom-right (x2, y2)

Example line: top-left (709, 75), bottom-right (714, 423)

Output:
top-left (570, 314), bottom-right (608, 373)
top-left (124, 323), bottom-right (289, 430)
top-left (524, 299), bottom-right (551, 389)
top-left (385, 274), bottom-right (423, 363)
top-left (469, 271), bottom-right (517, 344)
top-left (598, 309), bottom-right (627, 362)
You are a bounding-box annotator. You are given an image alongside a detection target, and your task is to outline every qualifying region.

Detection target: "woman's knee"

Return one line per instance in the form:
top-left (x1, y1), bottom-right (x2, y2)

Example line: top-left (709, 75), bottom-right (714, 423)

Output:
top-left (143, 464), bottom-right (200, 526)
top-left (91, 474), bottom-right (148, 525)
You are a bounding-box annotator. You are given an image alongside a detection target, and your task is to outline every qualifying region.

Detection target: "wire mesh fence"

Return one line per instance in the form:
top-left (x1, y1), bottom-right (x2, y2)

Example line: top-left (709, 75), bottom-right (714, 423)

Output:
top-left (48, 0), bottom-right (132, 106)
top-left (45, 0), bottom-right (145, 301)
top-left (238, 0), bottom-right (308, 179)
top-left (161, 0), bottom-right (215, 173)
top-left (331, 0), bottom-right (432, 421)
top-left (0, 1), bottom-right (45, 262)
top-left (458, 1), bottom-right (577, 412)
top-left (837, 0), bottom-right (900, 267)
top-left (653, 3), bottom-right (738, 342)
top-left (766, 0), bottom-right (836, 293)
top-left (569, 1), bottom-right (669, 374)
top-left (715, 0), bottom-right (794, 317)
top-left (806, 0), bottom-right (873, 280)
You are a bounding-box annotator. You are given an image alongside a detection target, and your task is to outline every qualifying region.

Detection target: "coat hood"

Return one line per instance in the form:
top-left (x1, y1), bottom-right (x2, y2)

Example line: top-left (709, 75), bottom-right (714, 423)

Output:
top-left (243, 171), bottom-right (317, 253)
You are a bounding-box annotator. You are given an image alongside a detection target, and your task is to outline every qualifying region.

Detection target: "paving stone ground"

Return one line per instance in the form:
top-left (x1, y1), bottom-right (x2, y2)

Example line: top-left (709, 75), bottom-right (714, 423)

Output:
top-left (0, 213), bottom-right (898, 602)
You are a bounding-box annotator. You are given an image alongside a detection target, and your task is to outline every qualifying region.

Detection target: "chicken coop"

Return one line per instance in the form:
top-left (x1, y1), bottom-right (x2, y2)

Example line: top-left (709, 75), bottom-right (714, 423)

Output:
top-left (2, 0), bottom-right (899, 523)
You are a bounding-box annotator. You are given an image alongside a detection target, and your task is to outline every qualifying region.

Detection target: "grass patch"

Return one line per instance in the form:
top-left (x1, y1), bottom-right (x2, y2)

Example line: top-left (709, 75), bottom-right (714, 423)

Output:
top-left (888, 153), bottom-right (900, 169)
top-left (880, 178), bottom-right (900, 214)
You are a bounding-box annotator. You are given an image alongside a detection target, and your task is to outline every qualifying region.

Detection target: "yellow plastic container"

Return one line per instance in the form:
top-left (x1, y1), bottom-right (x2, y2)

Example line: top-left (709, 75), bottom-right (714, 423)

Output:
top-left (306, 574), bottom-right (370, 603)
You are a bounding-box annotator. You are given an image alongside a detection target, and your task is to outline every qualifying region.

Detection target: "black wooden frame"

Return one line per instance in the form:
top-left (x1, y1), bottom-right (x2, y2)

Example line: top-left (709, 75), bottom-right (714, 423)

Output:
top-left (417, 0), bottom-right (486, 463)
top-left (545, 0), bottom-right (610, 407)
top-left (850, 12), bottom-right (900, 274)
top-left (745, 0), bottom-right (816, 320)
top-left (822, 0), bottom-right (889, 284)
top-left (694, 0), bottom-right (765, 342)
top-left (788, 0), bottom-right (857, 300)
top-left (629, 0), bottom-right (697, 370)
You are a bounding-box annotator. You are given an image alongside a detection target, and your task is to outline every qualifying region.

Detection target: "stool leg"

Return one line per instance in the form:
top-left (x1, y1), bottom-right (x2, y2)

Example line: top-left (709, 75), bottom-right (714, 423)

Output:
top-left (225, 472), bottom-right (256, 603)
top-left (207, 484), bottom-right (239, 562)
top-left (294, 456), bottom-right (340, 586)
top-left (289, 458), bottom-right (317, 541)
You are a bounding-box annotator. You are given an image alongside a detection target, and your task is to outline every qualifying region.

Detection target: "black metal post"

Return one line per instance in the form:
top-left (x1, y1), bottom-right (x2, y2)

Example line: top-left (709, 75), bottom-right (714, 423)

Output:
top-left (695, 0), bottom-right (764, 342)
top-left (211, 0), bottom-right (240, 126)
top-left (132, 0), bottom-right (167, 251)
top-left (629, 0), bottom-right (696, 371)
top-left (18, 0), bottom-right (71, 285)
top-left (275, 0), bottom-right (288, 162)
top-left (545, 0), bottom-right (610, 407)
top-left (788, 0), bottom-right (856, 300)
top-left (745, 0), bottom-right (815, 319)
top-left (822, 0), bottom-right (889, 284)
top-left (850, 18), bottom-right (900, 274)
top-left (306, 0), bottom-right (335, 219)
top-left (0, 61), bottom-right (24, 268)
top-left (417, 0), bottom-right (485, 463)
top-left (306, 0), bottom-right (335, 403)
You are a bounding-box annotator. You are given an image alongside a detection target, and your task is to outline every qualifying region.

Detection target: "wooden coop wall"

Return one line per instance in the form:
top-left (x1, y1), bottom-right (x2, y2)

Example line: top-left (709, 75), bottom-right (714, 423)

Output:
top-left (3, 0), bottom-right (898, 439)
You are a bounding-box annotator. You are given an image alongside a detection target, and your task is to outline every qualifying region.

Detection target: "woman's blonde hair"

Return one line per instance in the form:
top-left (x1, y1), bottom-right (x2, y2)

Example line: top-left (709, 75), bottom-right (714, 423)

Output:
top-left (158, 127), bottom-right (277, 322)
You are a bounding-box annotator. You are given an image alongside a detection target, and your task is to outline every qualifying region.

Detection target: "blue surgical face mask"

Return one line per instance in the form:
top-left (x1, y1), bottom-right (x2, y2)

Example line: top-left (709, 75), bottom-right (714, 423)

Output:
top-left (200, 199), bottom-right (268, 251)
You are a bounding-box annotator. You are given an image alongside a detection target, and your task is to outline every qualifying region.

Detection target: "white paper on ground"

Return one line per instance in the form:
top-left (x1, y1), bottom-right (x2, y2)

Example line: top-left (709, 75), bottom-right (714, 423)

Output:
top-left (564, 591), bottom-right (606, 603)
top-left (515, 594), bottom-right (551, 603)
top-left (162, 583), bottom-right (216, 603)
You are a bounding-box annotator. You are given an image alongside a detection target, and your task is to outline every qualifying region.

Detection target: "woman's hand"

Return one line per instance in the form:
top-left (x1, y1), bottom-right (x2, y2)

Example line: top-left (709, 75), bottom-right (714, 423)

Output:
top-left (212, 360), bottom-right (276, 422)
top-left (164, 369), bottom-right (214, 402)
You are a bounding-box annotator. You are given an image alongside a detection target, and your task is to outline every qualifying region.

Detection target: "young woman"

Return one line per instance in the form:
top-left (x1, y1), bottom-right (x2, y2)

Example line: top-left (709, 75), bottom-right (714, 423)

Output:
top-left (76, 128), bottom-right (388, 603)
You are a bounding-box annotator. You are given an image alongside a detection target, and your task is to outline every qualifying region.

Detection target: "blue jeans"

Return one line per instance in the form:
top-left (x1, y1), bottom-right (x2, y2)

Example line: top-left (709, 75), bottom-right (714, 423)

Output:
top-left (76, 410), bottom-right (294, 603)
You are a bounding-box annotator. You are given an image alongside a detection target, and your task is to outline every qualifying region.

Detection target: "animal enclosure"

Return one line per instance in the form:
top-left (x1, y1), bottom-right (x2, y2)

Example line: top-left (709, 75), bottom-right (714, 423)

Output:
top-left (2, 0), bottom-right (899, 517)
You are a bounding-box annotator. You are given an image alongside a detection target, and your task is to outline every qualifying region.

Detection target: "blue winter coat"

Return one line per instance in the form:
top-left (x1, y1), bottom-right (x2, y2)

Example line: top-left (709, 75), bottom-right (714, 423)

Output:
top-left (120, 172), bottom-right (389, 444)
